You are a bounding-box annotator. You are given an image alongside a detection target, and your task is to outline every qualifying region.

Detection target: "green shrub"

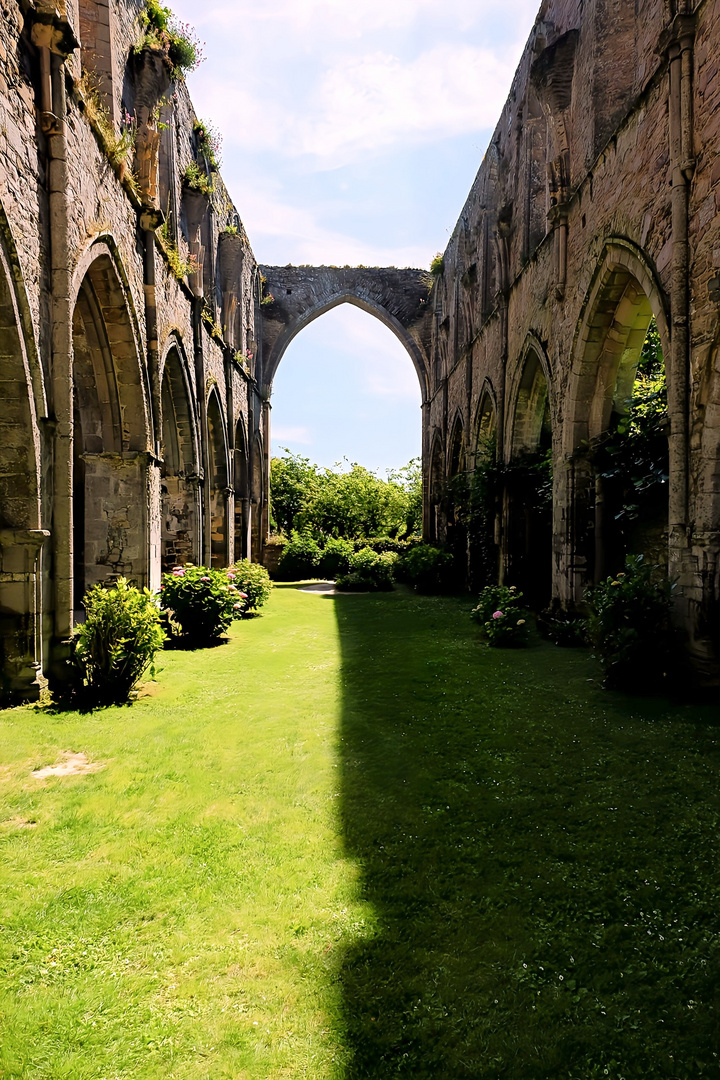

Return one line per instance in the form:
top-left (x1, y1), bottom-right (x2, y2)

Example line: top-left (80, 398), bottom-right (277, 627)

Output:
top-left (398, 544), bottom-right (454, 593)
top-left (228, 560), bottom-right (273, 612)
top-left (471, 584), bottom-right (530, 647)
top-left (160, 564), bottom-right (246, 643)
top-left (336, 548), bottom-right (397, 592)
top-left (356, 536), bottom-right (418, 555)
top-left (319, 537), bottom-right (354, 579)
top-left (72, 578), bottom-right (165, 705)
top-left (585, 555), bottom-right (673, 690)
top-left (275, 532), bottom-right (322, 581)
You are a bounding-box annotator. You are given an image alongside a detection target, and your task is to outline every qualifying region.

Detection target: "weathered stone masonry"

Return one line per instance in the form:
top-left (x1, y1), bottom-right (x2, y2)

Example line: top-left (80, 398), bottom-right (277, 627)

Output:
top-left (3, 0), bottom-right (720, 696)
top-left (0, 0), bottom-right (268, 698)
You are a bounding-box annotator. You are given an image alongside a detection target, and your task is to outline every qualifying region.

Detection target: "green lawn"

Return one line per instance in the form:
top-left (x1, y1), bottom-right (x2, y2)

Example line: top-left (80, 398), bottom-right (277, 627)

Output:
top-left (1, 586), bottom-right (719, 1078)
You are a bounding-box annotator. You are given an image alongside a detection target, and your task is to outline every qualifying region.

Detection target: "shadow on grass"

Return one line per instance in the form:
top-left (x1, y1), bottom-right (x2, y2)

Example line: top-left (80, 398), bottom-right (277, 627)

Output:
top-left (333, 589), bottom-right (720, 1080)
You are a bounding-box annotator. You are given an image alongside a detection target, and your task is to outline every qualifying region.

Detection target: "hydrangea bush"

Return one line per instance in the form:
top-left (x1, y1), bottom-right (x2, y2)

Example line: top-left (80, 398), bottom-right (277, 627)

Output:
top-left (585, 555), bottom-right (673, 690)
top-left (471, 584), bottom-right (530, 647)
top-left (72, 577), bottom-right (165, 705)
top-left (228, 559), bottom-right (273, 612)
top-left (160, 564), bottom-right (247, 643)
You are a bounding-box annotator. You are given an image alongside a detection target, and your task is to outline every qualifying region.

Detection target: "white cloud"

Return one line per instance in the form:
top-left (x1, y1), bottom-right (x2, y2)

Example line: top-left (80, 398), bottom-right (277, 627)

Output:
top-left (296, 44), bottom-right (516, 163)
top-left (224, 182), bottom-right (429, 267)
top-left (272, 425), bottom-right (313, 445)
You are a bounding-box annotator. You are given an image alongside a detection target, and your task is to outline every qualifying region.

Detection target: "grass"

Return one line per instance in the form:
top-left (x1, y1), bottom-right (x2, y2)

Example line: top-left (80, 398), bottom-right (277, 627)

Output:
top-left (1, 586), bottom-right (719, 1078)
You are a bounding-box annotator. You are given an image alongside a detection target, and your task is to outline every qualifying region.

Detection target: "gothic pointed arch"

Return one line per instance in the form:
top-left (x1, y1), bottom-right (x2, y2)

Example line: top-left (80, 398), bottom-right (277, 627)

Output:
top-left (206, 388), bottom-right (230, 567)
top-left (71, 244), bottom-right (152, 600)
top-left (507, 337), bottom-right (554, 459)
top-left (160, 340), bottom-right (200, 568)
top-left (233, 413), bottom-right (249, 561)
top-left (0, 207), bottom-right (47, 698)
top-left (473, 382), bottom-right (498, 465)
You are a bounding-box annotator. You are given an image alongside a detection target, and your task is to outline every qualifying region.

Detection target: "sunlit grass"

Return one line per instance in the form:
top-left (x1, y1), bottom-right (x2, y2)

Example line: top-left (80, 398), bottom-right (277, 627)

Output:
top-left (0, 587), bottom-right (371, 1079)
top-left (1, 585), bottom-right (719, 1079)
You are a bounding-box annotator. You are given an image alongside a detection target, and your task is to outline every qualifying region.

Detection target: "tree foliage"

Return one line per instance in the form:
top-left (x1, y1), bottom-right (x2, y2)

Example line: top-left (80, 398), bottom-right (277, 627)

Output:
top-left (270, 451), bottom-right (421, 541)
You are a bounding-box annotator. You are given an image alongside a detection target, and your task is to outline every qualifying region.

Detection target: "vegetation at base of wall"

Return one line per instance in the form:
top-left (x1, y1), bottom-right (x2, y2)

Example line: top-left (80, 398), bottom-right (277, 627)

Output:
top-left (70, 578), bottom-right (165, 706)
top-left (270, 451), bottom-right (422, 542)
top-left (395, 543), bottom-right (454, 594)
top-left (336, 549), bottom-right (398, 592)
top-left (193, 119), bottom-right (222, 171)
top-left (429, 252), bottom-right (444, 275)
top-left (160, 564), bottom-right (247, 643)
top-left (470, 583), bottom-right (531, 647)
top-left (136, 0), bottom-right (204, 77)
top-left (228, 560), bottom-right (273, 612)
top-left (157, 218), bottom-right (195, 281)
top-left (585, 555), bottom-right (675, 692)
top-left (182, 161), bottom-right (214, 196)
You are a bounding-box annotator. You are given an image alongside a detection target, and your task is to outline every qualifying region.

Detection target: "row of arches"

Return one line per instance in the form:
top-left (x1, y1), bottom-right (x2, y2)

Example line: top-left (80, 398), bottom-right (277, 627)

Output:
top-left (0, 222), bottom-right (262, 697)
top-left (428, 241), bottom-right (674, 612)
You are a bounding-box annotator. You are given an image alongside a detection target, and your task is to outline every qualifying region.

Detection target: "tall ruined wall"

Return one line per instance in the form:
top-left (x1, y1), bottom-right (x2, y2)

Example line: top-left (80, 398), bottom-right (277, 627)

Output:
top-left (427, 0), bottom-right (720, 675)
top-left (0, 0), bottom-right (267, 698)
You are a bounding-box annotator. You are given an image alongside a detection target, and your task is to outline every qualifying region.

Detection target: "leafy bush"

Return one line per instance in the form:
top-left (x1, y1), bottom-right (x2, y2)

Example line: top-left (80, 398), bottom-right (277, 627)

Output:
top-left (160, 564), bottom-right (246, 643)
top-left (585, 555), bottom-right (673, 690)
top-left (471, 584), bottom-right (530, 647)
top-left (228, 560), bottom-right (273, 612)
top-left (336, 548), bottom-right (397, 592)
top-left (72, 578), bottom-right (165, 705)
top-left (275, 532), bottom-right (322, 581)
top-left (270, 452), bottom-right (421, 541)
top-left (398, 544), bottom-right (454, 593)
top-left (319, 537), bottom-right (354, 579)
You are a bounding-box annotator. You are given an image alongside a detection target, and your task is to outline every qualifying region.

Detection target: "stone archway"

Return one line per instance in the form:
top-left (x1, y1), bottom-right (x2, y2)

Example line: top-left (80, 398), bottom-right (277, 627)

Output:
top-left (206, 390), bottom-right (230, 567)
top-left (258, 266), bottom-right (432, 399)
top-left (160, 344), bottom-right (200, 569)
top-left (427, 433), bottom-right (445, 543)
top-left (71, 248), bottom-right (151, 603)
top-left (559, 242), bottom-right (670, 603)
top-left (233, 416), bottom-right (249, 562)
top-left (0, 222), bottom-right (47, 698)
top-left (505, 345), bottom-right (554, 607)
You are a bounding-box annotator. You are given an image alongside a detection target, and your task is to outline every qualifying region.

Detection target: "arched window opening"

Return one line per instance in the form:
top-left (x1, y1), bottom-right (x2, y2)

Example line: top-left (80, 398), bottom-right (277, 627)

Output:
top-left (446, 416), bottom-right (468, 586)
top-left (71, 254), bottom-right (149, 605)
top-left (506, 350), bottom-right (553, 607)
top-left (206, 392), bottom-right (228, 567)
top-left (591, 314), bottom-right (668, 579)
top-left (428, 436), bottom-right (445, 543)
top-left (466, 393), bottom-right (500, 589)
top-left (234, 418), bottom-right (249, 562)
top-left (160, 348), bottom-right (199, 570)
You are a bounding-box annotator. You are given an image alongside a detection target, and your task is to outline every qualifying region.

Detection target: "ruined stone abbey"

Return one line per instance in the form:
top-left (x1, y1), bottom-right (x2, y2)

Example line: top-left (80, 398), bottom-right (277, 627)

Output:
top-left (1, 0), bottom-right (719, 696)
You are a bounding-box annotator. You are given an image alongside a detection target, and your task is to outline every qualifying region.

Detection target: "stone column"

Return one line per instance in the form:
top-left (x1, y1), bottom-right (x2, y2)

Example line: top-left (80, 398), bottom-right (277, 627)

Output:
top-left (0, 529), bottom-right (51, 700)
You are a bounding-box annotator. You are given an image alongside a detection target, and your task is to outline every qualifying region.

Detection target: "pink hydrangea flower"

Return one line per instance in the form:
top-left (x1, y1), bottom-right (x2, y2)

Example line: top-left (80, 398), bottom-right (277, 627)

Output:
top-left (200, 576), bottom-right (210, 582)
top-left (239, 592), bottom-right (248, 599)
top-left (492, 610), bottom-right (503, 619)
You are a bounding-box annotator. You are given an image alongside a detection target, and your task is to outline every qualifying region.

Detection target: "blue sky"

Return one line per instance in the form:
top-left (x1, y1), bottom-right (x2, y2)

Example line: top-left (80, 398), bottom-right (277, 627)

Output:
top-left (171, 0), bottom-right (539, 471)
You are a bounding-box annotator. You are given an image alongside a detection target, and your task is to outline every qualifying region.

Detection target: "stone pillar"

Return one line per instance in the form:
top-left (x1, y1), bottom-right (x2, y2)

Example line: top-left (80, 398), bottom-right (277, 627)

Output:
top-left (0, 529), bottom-right (51, 700)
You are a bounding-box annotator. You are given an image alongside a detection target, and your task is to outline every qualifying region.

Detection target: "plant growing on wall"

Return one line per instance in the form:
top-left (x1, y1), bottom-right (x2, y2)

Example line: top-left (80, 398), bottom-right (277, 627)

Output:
top-left (136, 0), bottom-right (204, 78)
top-left (158, 218), bottom-right (195, 281)
top-left (182, 161), bottom-right (214, 196)
top-left (429, 252), bottom-right (444, 275)
top-left (77, 72), bottom-right (139, 193)
top-left (193, 119), bottom-right (222, 171)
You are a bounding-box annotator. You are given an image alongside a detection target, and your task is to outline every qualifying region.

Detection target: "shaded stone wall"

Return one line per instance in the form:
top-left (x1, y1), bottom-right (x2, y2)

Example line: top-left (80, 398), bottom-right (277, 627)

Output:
top-left (422, 0), bottom-right (720, 677)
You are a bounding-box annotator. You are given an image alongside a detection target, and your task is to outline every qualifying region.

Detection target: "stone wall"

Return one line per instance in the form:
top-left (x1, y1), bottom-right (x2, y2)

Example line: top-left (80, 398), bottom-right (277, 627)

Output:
top-left (0, 0), bottom-right (266, 698)
top-left (423, 0), bottom-right (720, 678)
